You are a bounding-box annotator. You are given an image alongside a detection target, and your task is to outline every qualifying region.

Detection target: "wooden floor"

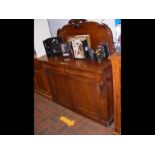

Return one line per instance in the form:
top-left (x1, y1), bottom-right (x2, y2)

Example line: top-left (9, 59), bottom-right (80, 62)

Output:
top-left (34, 93), bottom-right (114, 135)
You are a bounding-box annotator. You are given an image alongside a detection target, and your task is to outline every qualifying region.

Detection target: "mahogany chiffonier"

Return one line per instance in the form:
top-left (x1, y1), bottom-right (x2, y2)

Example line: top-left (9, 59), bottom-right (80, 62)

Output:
top-left (34, 19), bottom-right (118, 127)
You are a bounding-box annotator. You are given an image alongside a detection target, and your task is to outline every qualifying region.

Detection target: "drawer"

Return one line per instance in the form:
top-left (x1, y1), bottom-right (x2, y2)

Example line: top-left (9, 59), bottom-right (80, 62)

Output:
top-left (65, 68), bottom-right (94, 79)
top-left (43, 64), bottom-right (64, 74)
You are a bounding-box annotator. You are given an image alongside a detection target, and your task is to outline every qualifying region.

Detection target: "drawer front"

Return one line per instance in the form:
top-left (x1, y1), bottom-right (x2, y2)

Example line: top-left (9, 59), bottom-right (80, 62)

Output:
top-left (43, 64), bottom-right (64, 75)
top-left (65, 68), bottom-right (94, 79)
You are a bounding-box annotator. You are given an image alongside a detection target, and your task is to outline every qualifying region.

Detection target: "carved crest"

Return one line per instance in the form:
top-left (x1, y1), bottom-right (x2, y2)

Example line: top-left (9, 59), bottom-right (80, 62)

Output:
top-left (68, 19), bottom-right (87, 27)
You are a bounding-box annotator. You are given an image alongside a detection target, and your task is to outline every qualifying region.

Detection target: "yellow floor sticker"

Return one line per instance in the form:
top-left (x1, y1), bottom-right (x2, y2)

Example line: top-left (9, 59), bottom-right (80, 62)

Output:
top-left (59, 116), bottom-right (75, 126)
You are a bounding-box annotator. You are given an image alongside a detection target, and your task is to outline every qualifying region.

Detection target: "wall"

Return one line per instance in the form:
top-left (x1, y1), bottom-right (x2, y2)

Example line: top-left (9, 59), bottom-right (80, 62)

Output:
top-left (34, 19), bottom-right (51, 58)
top-left (102, 19), bottom-right (116, 41)
top-left (47, 19), bottom-right (116, 41)
top-left (47, 19), bottom-right (69, 37)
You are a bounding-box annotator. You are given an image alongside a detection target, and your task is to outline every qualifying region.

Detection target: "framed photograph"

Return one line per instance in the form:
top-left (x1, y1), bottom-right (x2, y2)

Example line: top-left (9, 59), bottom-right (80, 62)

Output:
top-left (43, 37), bottom-right (62, 57)
top-left (71, 39), bottom-right (85, 59)
top-left (68, 34), bottom-right (91, 47)
top-left (60, 43), bottom-right (70, 56)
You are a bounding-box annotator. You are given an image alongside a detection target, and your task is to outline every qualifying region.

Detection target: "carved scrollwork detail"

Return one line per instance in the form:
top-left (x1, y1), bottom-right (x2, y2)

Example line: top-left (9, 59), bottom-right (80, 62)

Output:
top-left (68, 19), bottom-right (87, 28)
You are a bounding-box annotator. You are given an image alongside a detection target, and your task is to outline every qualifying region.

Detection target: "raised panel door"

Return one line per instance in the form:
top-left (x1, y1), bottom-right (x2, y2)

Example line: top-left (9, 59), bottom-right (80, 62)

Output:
top-left (34, 71), bottom-right (49, 94)
top-left (70, 76), bottom-right (100, 120)
top-left (47, 71), bottom-right (73, 109)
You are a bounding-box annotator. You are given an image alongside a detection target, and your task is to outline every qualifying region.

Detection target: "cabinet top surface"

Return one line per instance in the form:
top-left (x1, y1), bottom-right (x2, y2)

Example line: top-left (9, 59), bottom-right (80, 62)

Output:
top-left (37, 55), bottom-right (111, 72)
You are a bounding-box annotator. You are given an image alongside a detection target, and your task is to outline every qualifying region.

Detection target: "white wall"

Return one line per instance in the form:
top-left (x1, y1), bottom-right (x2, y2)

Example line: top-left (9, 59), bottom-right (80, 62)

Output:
top-left (34, 19), bottom-right (51, 58)
top-left (101, 19), bottom-right (116, 42)
top-left (47, 19), bottom-right (70, 37)
top-left (47, 19), bottom-right (116, 41)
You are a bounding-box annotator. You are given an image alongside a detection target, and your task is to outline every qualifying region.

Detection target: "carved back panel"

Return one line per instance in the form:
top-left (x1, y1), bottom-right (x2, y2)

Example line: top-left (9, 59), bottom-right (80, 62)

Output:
top-left (57, 19), bottom-right (115, 54)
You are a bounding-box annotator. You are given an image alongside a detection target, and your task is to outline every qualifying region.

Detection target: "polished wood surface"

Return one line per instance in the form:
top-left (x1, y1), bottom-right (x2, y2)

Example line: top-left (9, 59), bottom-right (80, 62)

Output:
top-left (39, 55), bottom-right (114, 127)
top-left (109, 52), bottom-right (121, 134)
top-left (57, 19), bottom-right (115, 54)
top-left (34, 58), bottom-right (52, 99)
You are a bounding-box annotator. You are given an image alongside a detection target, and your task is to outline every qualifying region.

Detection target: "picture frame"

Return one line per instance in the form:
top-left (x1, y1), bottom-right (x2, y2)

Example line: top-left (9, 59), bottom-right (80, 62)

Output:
top-left (68, 34), bottom-right (91, 59)
top-left (60, 43), bottom-right (70, 56)
top-left (71, 39), bottom-right (85, 59)
top-left (43, 37), bottom-right (62, 57)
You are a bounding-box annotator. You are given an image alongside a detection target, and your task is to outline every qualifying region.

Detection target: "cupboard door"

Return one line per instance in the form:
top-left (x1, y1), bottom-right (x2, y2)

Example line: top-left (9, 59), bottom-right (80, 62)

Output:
top-left (34, 59), bottom-right (52, 99)
top-left (34, 71), bottom-right (51, 98)
top-left (47, 71), bottom-right (73, 109)
top-left (70, 77), bottom-right (100, 120)
top-left (34, 71), bottom-right (49, 94)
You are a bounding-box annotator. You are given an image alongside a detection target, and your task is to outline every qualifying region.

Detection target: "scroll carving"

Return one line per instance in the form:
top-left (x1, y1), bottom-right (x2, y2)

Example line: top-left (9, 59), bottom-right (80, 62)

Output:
top-left (68, 19), bottom-right (87, 27)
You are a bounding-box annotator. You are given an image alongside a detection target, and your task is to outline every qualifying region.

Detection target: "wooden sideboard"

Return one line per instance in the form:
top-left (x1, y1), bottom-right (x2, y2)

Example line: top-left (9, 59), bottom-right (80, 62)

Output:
top-left (36, 55), bottom-right (114, 127)
top-left (109, 52), bottom-right (121, 134)
top-left (34, 19), bottom-right (117, 127)
top-left (34, 58), bottom-right (52, 99)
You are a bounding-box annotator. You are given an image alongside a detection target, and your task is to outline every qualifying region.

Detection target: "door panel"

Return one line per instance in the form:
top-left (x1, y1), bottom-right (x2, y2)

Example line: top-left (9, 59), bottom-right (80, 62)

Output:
top-left (34, 71), bottom-right (49, 94)
top-left (70, 77), bottom-right (99, 119)
top-left (48, 71), bottom-right (73, 109)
